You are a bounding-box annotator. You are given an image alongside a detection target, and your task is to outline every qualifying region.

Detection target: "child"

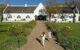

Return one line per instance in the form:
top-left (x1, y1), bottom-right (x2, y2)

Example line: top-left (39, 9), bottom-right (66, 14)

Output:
top-left (40, 32), bottom-right (46, 46)
top-left (48, 30), bottom-right (52, 38)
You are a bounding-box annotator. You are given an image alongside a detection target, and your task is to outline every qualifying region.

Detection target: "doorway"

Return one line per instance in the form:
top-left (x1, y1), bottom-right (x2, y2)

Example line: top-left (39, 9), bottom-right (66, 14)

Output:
top-left (37, 15), bottom-right (47, 20)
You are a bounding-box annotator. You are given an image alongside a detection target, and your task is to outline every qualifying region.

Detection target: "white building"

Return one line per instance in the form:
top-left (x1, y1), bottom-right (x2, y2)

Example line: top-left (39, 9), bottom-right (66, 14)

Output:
top-left (3, 3), bottom-right (80, 22)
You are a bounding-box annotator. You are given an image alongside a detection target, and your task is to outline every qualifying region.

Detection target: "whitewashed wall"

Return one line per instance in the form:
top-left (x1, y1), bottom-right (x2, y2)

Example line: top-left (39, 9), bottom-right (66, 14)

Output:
top-left (47, 13), bottom-right (80, 23)
top-left (75, 14), bottom-right (80, 22)
top-left (3, 13), bottom-right (35, 22)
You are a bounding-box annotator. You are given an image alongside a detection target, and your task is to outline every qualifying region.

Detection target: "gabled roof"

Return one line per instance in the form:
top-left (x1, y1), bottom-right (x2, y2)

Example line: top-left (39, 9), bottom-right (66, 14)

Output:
top-left (60, 6), bottom-right (80, 13)
top-left (46, 6), bottom-right (80, 13)
top-left (4, 3), bottom-right (80, 13)
top-left (4, 6), bottom-right (36, 13)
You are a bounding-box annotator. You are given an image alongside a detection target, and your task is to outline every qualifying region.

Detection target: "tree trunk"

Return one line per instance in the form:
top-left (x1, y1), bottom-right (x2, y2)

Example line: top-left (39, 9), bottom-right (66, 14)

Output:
top-left (76, 6), bottom-right (79, 22)
top-left (72, 6), bottom-right (79, 23)
top-left (73, 9), bottom-right (76, 23)
top-left (48, 13), bottom-right (51, 22)
top-left (76, 6), bottom-right (79, 14)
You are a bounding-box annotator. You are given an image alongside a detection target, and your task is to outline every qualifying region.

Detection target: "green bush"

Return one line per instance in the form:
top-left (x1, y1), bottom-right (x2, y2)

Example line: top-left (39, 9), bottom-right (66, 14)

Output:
top-left (0, 35), bottom-right (27, 50)
top-left (23, 21), bottom-right (36, 28)
top-left (45, 22), bottom-right (80, 50)
top-left (8, 21), bottom-right (36, 36)
top-left (59, 36), bottom-right (80, 50)
top-left (0, 21), bottom-right (36, 50)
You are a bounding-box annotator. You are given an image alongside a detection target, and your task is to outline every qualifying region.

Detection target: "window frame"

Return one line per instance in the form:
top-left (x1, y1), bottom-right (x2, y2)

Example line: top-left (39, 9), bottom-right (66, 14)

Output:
top-left (7, 14), bottom-right (12, 18)
top-left (17, 15), bottom-right (21, 18)
top-left (26, 15), bottom-right (30, 18)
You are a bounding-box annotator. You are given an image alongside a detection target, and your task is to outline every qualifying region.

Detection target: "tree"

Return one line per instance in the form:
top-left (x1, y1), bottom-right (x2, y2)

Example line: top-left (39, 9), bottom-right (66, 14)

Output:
top-left (0, 4), bottom-right (6, 22)
top-left (65, 0), bottom-right (80, 23)
top-left (45, 0), bottom-right (61, 22)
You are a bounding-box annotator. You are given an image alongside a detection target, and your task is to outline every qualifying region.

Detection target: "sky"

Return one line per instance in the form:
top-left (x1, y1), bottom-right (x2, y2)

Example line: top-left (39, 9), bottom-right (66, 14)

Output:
top-left (0, 0), bottom-right (65, 5)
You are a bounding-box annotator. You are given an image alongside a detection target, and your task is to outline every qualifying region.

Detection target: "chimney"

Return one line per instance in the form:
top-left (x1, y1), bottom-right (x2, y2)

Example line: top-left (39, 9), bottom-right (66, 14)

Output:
top-left (25, 4), bottom-right (28, 7)
top-left (7, 4), bottom-right (10, 6)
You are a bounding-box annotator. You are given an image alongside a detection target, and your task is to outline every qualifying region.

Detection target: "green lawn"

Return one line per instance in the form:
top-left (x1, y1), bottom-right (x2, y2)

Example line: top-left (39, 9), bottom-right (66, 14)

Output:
top-left (54, 23), bottom-right (80, 37)
top-left (0, 23), bottom-right (12, 43)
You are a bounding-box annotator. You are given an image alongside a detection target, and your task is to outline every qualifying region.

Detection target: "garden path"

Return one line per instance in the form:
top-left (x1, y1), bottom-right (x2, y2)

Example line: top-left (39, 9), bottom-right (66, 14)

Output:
top-left (20, 21), bottom-right (64, 50)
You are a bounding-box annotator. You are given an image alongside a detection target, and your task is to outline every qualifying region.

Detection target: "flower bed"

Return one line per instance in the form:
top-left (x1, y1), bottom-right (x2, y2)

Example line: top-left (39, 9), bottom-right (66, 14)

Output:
top-left (45, 22), bottom-right (80, 50)
top-left (0, 21), bottom-right (36, 50)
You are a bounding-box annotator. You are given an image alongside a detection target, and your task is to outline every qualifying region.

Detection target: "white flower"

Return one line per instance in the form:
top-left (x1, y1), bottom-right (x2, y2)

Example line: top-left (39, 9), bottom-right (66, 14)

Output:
top-left (66, 26), bottom-right (71, 29)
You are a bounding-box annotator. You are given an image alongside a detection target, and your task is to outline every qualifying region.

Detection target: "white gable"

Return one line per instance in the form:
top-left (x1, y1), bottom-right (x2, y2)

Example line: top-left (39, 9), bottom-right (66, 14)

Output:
top-left (34, 3), bottom-right (45, 15)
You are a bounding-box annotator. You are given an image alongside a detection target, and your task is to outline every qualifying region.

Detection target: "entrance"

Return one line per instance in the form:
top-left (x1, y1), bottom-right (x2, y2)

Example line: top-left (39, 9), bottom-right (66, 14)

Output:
top-left (36, 15), bottom-right (47, 20)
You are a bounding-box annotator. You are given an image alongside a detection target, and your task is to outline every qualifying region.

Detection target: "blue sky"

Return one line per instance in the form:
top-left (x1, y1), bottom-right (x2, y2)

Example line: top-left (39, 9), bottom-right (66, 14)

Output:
top-left (0, 0), bottom-right (65, 5)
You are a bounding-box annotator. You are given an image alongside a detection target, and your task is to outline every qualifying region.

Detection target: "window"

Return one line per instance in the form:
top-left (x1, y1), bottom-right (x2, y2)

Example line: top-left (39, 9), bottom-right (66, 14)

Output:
top-left (22, 19), bottom-right (26, 21)
top-left (17, 15), bottom-right (21, 18)
top-left (26, 15), bottom-right (30, 18)
top-left (69, 16), bottom-right (73, 19)
top-left (39, 9), bottom-right (45, 15)
top-left (7, 14), bottom-right (12, 18)
top-left (51, 15), bottom-right (55, 18)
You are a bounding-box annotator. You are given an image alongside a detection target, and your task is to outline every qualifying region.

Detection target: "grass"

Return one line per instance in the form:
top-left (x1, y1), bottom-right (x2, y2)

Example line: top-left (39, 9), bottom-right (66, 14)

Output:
top-left (46, 22), bottom-right (80, 37)
top-left (54, 23), bottom-right (80, 37)
top-left (0, 35), bottom-right (27, 50)
top-left (0, 21), bottom-right (36, 50)
top-left (45, 22), bottom-right (80, 50)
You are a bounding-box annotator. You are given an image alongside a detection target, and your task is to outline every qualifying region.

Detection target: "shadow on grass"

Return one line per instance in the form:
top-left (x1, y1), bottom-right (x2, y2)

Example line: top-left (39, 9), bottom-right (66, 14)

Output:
top-left (0, 30), bottom-right (8, 32)
top-left (52, 31), bottom-right (66, 50)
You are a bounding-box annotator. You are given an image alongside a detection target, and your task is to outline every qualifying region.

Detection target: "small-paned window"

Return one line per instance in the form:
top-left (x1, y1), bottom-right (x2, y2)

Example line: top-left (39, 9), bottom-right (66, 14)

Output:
top-left (17, 15), bottom-right (21, 18)
top-left (22, 19), bottom-right (26, 21)
top-left (69, 16), bottom-right (73, 18)
top-left (26, 15), bottom-right (30, 18)
top-left (7, 14), bottom-right (12, 18)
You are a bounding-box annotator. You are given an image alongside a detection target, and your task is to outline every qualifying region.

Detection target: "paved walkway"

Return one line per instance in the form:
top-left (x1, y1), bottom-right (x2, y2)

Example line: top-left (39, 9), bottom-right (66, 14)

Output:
top-left (20, 21), bottom-right (64, 50)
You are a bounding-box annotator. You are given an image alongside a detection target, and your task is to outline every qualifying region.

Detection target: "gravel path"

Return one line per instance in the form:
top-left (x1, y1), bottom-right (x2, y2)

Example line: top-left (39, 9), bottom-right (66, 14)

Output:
top-left (20, 21), bottom-right (64, 50)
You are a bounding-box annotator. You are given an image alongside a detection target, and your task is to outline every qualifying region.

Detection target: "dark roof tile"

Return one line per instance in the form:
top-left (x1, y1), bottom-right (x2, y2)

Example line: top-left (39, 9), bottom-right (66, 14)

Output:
top-left (4, 6), bottom-right (36, 13)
